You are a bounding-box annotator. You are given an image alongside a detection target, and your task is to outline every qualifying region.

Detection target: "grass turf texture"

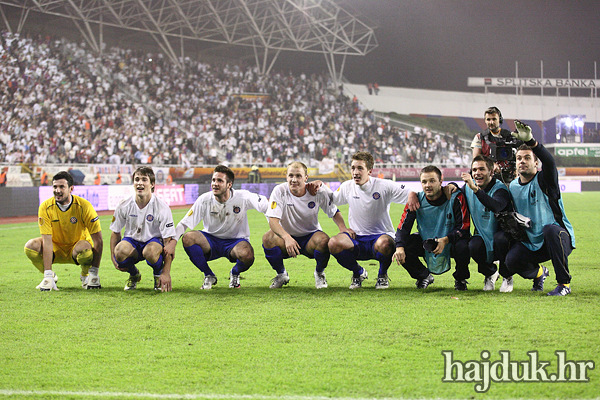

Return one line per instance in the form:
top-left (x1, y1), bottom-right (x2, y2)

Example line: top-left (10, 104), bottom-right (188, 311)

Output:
top-left (0, 192), bottom-right (598, 400)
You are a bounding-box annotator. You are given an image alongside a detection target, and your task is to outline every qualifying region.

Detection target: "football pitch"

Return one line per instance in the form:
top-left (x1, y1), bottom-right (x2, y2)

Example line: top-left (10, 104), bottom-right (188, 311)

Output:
top-left (1, 192), bottom-right (599, 400)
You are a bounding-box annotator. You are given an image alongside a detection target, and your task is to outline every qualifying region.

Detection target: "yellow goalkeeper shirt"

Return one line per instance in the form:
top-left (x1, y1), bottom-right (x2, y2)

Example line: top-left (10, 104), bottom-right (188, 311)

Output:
top-left (38, 194), bottom-right (102, 248)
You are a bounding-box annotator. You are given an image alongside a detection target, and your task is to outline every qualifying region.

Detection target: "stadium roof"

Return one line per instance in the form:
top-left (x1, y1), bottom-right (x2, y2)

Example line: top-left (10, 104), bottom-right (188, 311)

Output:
top-left (0, 0), bottom-right (377, 80)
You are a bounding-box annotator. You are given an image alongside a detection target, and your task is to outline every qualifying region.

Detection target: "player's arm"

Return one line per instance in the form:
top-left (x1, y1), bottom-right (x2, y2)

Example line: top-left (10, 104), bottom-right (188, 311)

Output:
top-left (394, 205), bottom-right (416, 264)
top-left (110, 231), bottom-right (122, 269)
top-left (475, 186), bottom-right (511, 213)
top-left (90, 231), bottom-right (103, 269)
top-left (532, 143), bottom-right (561, 198)
top-left (268, 217), bottom-right (300, 257)
top-left (42, 234), bottom-right (54, 271)
top-left (172, 200), bottom-right (204, 246)
top-left (158, 237), bottom-right (173, 292)
top-left (246, 192), bottom-right (269, 214)
top-left (159, 206), bottom-right (177, 260)
top-left (513, 120), bottom-right (560, 197)
top-left (306, 180), bottom-right (323, 196)
top-left (331, 211), bottom-right (355, 239)
top-left (438, 192), bottom-right (470, 255)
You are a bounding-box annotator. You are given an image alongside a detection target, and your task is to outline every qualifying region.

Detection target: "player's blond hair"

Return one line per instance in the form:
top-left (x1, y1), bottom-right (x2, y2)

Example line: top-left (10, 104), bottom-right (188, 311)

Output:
top-left (287, 161), bottom-right (308, 176)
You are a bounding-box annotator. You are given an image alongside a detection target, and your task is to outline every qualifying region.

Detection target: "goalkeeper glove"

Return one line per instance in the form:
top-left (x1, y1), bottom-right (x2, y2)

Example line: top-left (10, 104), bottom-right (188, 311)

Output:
top-left (512, 120), bottom-right (533, 142)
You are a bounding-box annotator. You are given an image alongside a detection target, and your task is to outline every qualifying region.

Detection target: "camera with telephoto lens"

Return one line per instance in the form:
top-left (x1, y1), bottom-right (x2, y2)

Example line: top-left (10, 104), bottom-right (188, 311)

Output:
top-left (488, 136), bottom-right (519, 183)
top-left (488, 136), bottom-right (518, 162)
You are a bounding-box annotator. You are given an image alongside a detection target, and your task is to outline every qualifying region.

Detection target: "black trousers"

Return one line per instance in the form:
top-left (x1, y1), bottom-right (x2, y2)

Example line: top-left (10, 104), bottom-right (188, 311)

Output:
top-left (505, 224), bottom-right (573, 284)
top-left (468, 232), bottom-right (512, 278)
top-left (402, 233), bottom-right (471, 281)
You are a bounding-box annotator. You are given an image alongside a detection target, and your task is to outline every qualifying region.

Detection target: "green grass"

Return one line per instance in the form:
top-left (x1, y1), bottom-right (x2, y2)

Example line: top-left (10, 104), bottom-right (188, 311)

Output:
top-left (1, 193), bottom-right (599, 399)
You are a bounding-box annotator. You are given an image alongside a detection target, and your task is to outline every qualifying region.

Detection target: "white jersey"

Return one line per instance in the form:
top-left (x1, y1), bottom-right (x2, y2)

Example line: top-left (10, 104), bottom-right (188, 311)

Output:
top-left (110, 194), bottom-right (176, 243)
top-left (328, 177), bottom-right (410, 237)
top-left (175, 189), bottom-right (268, 240)
top-left (266, 183), bottom-right (339, 237)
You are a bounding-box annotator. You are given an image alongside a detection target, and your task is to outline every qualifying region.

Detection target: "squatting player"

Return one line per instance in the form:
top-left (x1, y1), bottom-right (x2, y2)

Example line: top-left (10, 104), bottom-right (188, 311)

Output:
top-left (24, 171), bottom-right (103, 291)
top-left (315, 151), bottom-right (419, 289)
top-left (263, 161), bottom-right (351, 289)
top-left (506, 121), bottom-right (576, 296)
top-left (110, 167), bottom-right (176, 292)
top-left (395, 166), bottom-right (471, 290)
top-left (164, 165), bottom-right (268, 289)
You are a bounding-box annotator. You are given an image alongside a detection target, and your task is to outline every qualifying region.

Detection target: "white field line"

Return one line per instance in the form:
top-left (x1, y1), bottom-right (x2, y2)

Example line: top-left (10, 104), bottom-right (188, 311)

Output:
top-left (0, 389), bottom-right (423, 400)
top-left (0, 225), bottom-right (37, 231)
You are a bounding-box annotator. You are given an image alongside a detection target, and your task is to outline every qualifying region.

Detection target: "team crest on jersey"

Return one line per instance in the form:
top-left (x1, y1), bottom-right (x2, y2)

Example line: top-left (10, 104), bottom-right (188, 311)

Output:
top-left (308, 201), bottom-right (316, 209)
top-left (146, 214), bottom-right (154, 222)
top-left (70, 217), bottom-right (77, 224)
top-left (372, 192), bottom-right (381, 200)
top-left (233, 206), bottom-right (241, 214)
top-left (271, 201), bottom-right (277, 209)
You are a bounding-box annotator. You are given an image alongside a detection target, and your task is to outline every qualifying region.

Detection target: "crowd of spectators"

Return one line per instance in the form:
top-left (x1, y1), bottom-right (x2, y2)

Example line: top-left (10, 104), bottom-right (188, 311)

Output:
top-left (1, 30), bottom-right (473, 168)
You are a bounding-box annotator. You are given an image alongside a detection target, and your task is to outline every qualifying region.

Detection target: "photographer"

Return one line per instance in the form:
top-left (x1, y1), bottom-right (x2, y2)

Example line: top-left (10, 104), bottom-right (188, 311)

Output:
top-left (506, 121), bottom-right (576, 296)
top-left (471, 106), bottom-right (522, 183)
top-left (460, 155), bottom-right (514, 292)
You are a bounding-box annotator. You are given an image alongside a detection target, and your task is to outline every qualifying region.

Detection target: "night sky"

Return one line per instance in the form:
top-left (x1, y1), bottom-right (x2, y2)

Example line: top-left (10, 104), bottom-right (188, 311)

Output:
top-left (279, 0), bottom-right (600, 92)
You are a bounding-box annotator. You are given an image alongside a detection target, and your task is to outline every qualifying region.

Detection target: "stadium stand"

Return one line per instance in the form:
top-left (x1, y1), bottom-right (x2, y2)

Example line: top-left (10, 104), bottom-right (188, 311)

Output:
top-left (1, 30), bottom-right (474, 172)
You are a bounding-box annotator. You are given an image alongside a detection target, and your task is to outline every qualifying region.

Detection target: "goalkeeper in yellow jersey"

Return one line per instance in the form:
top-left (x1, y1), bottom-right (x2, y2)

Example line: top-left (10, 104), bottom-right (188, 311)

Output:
top-left (24, 171), bottom-right (104, 291)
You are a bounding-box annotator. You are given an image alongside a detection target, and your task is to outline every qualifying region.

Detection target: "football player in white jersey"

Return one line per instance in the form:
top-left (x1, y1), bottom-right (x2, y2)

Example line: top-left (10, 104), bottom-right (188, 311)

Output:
top-left (165, 165), bottom-right (269, 290)
top-left (315, 152), bottom-right (419, 289)
top-left (263, 161), bottom-right (352, 289)
top-left (110, 167), bottom-right (176, 292)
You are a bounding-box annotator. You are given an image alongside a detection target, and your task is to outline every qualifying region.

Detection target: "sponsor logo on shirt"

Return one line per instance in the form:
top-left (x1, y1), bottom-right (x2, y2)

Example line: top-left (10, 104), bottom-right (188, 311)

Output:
top-left (91, 216), bottom-right (99, 223)
top-left (70, 217), bottom-right (78, 224)
top-left (373, 192), bottom-right (381, 200)
top-left (129, 214), bottom-right (138, 217)
top-left (147, 214), bottom-right (154, 222)
top-left (166, 222), bottom-right (174, 227)
top-left (233, 206), bottom-right (241, 214)
top-left (308, 201), bottom-right (316, 209)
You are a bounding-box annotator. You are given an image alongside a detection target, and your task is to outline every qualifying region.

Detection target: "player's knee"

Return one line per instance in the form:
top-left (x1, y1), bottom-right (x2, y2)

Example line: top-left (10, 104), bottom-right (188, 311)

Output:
top-left (236, 247), bottom-right (255, 265)
top-left (542, 224), bottom-right (561, 241)
top-left (76, 248), bottom-right (94, 266)
top-left (113, 244), bottom-right (131, 263)
top-left (262, 230), bottom-right (277, 248)
top-left (374, 235), bottom-right (395, 255)
top-left (182, 231), bottom-right (197, 247)
top-left (328, 236), bottom-right (345, 254)
top-left (142, 245), bottom-right (162, 264)
top-left (24, 246), bottom-right (44, 272)
top-left (312, 233), bottom-right (330, 252)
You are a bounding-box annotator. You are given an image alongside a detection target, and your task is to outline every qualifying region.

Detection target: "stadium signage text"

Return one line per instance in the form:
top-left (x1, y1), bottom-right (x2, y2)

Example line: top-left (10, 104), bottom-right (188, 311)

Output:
top-left (555, 146), bottom-right (600, 158)
top-left (468, 77), bottom-right (600, 88)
